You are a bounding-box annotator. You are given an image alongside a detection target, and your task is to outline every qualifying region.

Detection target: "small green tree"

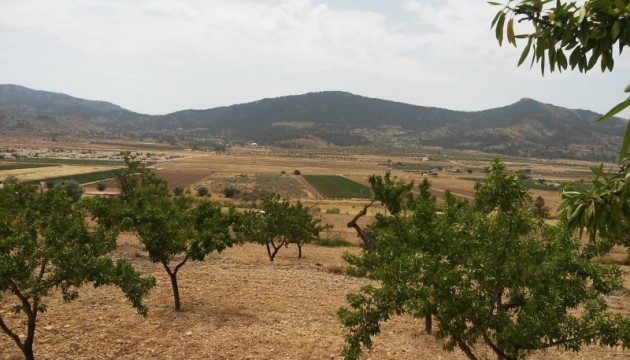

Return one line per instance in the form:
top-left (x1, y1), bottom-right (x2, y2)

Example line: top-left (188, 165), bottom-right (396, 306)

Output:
top-left (127, 188), bottom-right (237, 311)
top-left (237, 195), bottom-right (325, 261)
top-left (285, 201), bottom-right (327, 258)
top-left (172, 186), bottom-right (184, 196)
top-left (4, 174), bottom-right (19, 185)
top-left (115, 152), bottom-right (166, 203)
top-left (222, 186), bottom-right (239, 198)
top-left (0, 185), bottom-right (155, 360)
top-left (53, 180), bottom-right (83, 202)
top-left (196, 186), bottom-right (209, 197)
top-left (96, 181), bottom-right (107, 191)
top-left (339, 160), bottom-right (630, 360)
top-left (531, 195), bottom-right (549, 218)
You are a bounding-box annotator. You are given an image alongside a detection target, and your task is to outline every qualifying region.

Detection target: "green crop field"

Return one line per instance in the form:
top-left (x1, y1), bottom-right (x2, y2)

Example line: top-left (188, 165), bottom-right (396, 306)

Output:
top-left (303, 175), bottom-right (371, 199)
top-left (0, 163), bottom-right (60, 171)
top-left (27, 169), bottom-right (121, 185)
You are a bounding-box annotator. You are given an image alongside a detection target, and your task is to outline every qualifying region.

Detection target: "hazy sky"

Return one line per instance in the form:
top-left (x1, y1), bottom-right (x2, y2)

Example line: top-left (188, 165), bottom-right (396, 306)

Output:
top-left (1, 0), bottom-right (628, 116)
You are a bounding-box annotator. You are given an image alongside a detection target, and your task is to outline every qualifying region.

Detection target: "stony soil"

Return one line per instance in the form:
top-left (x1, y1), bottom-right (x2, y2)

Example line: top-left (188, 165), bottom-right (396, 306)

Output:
top-left (1, 238), bottom-right (629, 360)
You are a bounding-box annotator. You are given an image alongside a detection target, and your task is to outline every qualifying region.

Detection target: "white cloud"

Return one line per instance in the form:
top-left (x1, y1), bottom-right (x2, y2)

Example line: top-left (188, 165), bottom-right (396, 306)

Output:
top-left (0, 0), bottom-right (627, 116)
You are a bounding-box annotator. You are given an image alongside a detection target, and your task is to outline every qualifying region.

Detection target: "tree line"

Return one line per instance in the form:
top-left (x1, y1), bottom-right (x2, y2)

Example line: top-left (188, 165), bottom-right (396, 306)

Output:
top-left (0, 153), bottom-right (325, 360)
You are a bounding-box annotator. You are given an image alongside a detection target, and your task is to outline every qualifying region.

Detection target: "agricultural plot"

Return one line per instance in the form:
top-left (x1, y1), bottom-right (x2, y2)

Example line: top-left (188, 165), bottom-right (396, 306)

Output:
top-left (0, 163), bottom-right (59, 171)
top-left (27, 169), bottom-right (122, 185)
top-left (302, 175), bottom-right (371, 199)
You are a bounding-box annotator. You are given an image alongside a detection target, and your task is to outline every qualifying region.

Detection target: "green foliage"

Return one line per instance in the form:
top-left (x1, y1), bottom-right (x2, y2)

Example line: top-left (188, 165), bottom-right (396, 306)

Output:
top-left (491, 0), bottom-right (630, 74)
top-left (172, 186), bottom-right (184, 196)
top-left (0, 163), bottom-right (59, 171)
top-left (222, 186), bottom-right (239, 198)
top-left (0, 185), bottom-right (155, 360)
top-left (314, 236), bottom-right (353, 247)
top-left (4, 174), bottom-right (19, 185)
top-left (126, 186), bottom-right (237, 311)
top-left (560, 163), bottom-right (630, 257)
top-left (115, 152), bottom-right (168, 203)
top-left (28, 169), bottom-right (120, 186)
top-left (96, 181), bottom-right (107, 192)
top-left (53, 180), bottom-right (83, 202)
top-left (339, 159), bottom-right (629, 360)
top-left (491, 0), bottom-right (630, 158)
top-left (303, 175), bottom-right (371, 199)
top-left (237, 195), bottom-right (326, 260)
top-left (530, 195), bottom-right (550, 218)
top-left (196, 186), bottom-right (209, 197)
top-left (325, 207), bottom-right (341, 214)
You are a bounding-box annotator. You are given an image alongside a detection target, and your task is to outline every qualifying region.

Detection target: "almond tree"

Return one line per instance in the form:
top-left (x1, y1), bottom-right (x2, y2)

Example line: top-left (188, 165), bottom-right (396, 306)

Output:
top-left (339, 160), bottom-right (629, 360)
top-left (238, 195), bottom-right (325, 261)
top-left (0, 184), bottom-right (155, 360)
top-left (491, 0), bottom-right (630, 256)
top-left (127, 187), bottom-right (237, 311)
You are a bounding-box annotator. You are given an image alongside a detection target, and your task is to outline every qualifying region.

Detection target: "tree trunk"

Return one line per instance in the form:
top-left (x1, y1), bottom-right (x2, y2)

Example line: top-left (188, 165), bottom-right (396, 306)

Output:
top-left (22, 307), bottom-right (37, 360)
top-left (425, 313), bottom-right (432, 334)
top-left (297, 243), bottom-right (303, 258)
top-left (169, 272), bottom-right (181, 311)
top-left (22, 342), bottom-right (35, 360)
top-left (267, 240), bottom-right (284, 261)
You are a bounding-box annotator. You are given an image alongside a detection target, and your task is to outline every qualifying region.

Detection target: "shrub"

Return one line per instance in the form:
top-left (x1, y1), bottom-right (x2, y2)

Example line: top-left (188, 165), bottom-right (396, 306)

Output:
top-left (196, 186), bottom-right (209, 197)
top-left (173, 187), bottom-right (184, 196)
top-left (54, 180), bottom-right (83, 202)
top-left (315, 237), bottom-right (353, 247)
top-left (96, 182), bottom-right (107, 191)
top-left (325, 207), bottom-right (341, 214)
top-left (293, 169), bottom-right (301, 175)
top-left (223, 186), bottom-right (239, 198)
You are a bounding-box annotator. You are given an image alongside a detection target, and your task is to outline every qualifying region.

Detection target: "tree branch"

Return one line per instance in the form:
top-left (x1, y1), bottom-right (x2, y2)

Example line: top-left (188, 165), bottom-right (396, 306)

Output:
top-left (455, 337), bottom-right (478, 360)
top-left (0, 315), bottom-right (23, 350)
top-left (347, 200), bottom-right (376, 252)
top-left (173, 254), bottom-right (190, 275)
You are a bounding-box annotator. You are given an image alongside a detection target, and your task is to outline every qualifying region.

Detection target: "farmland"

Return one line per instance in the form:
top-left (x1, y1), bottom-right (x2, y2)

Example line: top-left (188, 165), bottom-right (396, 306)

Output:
top-left (302, 175), bottom-right (371, 199)
top-left (1, 140), bottom-right (627, 360)
top-left (27, 169), bottom-right (122, 185)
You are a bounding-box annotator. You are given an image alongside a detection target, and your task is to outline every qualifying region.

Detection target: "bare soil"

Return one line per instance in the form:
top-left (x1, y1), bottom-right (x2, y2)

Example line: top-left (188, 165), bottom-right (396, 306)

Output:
top-left (2, 143), bottom-right (626, 359)
top-left (1, 238), bottom-right (628, 360)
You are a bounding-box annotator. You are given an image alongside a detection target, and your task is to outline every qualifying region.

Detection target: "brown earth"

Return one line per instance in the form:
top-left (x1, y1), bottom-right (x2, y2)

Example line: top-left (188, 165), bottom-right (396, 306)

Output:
top-left (2, 143), bottom-right (625, 359)
top-left (1, 238), bottom-right (628, 360)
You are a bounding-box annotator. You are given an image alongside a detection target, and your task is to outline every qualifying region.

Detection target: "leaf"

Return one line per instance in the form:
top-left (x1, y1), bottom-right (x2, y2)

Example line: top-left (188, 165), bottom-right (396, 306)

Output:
top-left (595, 98), bottom-right (630, 123)
top-left (507, 18), bottom-right (516, 46)
top-left (487, 1), bottom-right (503, 5)
top-left (496, 13), bottom-right (506, 46)
top-left (574, 6), bottom-right (586, 22)
top-left (611, 22), bottom-right (620, 39)
top-left (625, 83), bottom-right (630, 93)
top-left (619, 120), bottom-right (630, 161)
top-left (518, 38), bottom-right (533, 66)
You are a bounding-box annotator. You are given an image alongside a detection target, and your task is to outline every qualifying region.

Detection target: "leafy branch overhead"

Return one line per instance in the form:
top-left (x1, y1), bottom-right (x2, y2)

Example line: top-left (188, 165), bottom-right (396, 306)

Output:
top-left (491, 0), bottom-right (630, 157)
top-left (491, 0), bottom-right (630, 73)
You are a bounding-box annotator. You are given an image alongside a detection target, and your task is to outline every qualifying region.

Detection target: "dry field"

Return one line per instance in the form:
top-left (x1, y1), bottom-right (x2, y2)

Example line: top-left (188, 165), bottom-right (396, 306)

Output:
top-left (2, 142), bottom-right (627, 359)
top-left (1, 237), bottom-right (628, 360)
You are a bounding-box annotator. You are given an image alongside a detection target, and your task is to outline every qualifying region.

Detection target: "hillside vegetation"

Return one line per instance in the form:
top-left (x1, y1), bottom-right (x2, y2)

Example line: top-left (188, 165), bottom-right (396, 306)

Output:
top-left (0, 84), bottom-right (625, 161)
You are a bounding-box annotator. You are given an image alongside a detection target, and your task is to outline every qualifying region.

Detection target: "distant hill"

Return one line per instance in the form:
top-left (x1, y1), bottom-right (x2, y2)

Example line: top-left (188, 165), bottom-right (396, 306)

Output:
top-left (0, 84), bottom-right (625, 161)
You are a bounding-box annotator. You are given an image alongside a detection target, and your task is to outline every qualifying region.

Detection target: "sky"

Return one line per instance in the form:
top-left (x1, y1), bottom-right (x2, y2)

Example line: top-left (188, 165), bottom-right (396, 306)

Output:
top-left (1, 0), bottom-right (628, 116)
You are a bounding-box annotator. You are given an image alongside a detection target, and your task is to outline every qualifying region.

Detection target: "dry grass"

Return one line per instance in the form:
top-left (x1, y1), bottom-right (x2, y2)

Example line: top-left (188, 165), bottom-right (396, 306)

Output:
top-left (1, 141), bottom-right (625, 359)
top-left (1, 239), bottom-right (628, 360)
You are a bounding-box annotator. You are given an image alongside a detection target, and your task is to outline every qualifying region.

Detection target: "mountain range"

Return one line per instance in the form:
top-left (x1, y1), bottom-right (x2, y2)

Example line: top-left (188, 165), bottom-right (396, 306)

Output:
top-left (0, 84), bottom-right (625, 161)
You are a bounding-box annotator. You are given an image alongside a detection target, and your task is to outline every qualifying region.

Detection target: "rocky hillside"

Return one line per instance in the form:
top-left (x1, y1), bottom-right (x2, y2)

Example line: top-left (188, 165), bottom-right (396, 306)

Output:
top-left (0, 84), bottom-right (625, 161)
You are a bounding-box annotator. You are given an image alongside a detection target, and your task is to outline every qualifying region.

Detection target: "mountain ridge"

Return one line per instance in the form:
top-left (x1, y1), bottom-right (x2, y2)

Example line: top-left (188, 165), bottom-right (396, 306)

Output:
top-left (0, 84), bottom-right (624, 161)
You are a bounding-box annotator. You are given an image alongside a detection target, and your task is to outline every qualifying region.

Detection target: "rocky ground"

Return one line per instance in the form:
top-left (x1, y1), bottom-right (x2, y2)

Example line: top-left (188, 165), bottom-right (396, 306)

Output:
top-left (1, 239), bottom-right (629, 360)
